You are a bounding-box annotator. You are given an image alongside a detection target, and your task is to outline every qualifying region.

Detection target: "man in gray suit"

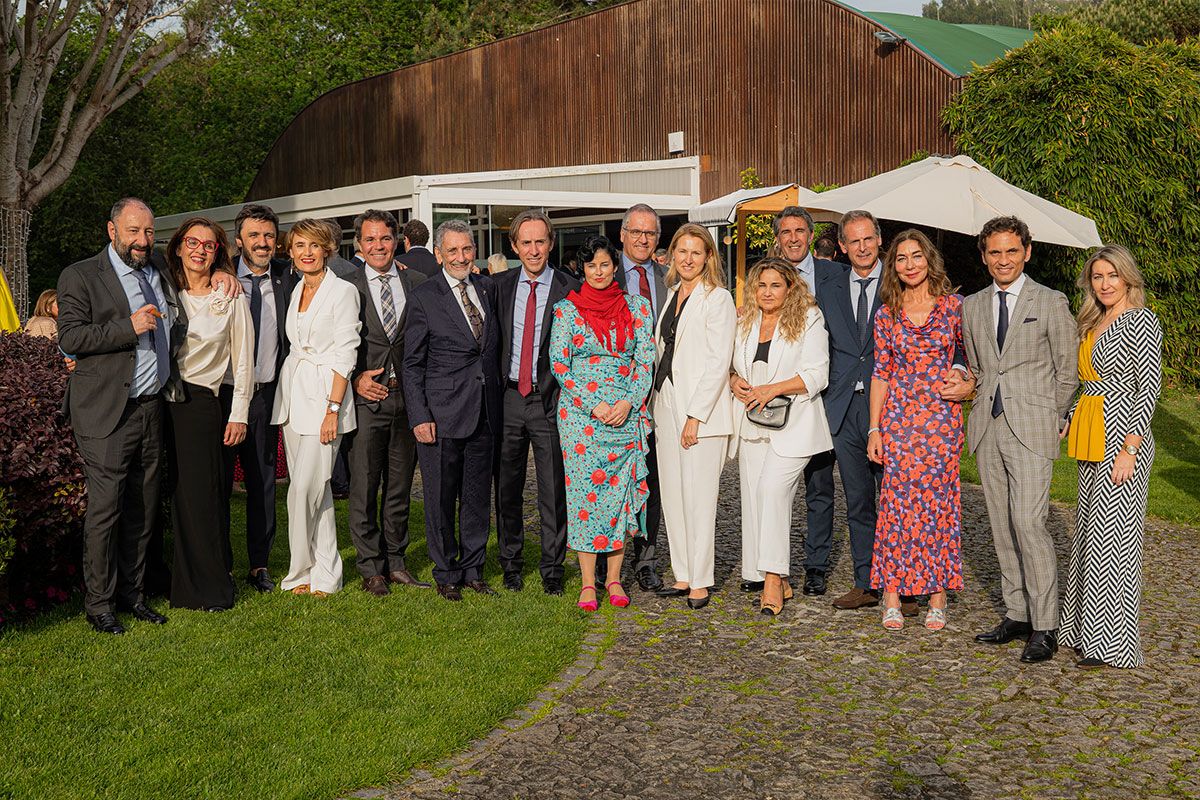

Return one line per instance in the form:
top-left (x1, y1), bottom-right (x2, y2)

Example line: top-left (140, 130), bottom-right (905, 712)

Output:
top-left (956, 215), bottom-right (1077, 663)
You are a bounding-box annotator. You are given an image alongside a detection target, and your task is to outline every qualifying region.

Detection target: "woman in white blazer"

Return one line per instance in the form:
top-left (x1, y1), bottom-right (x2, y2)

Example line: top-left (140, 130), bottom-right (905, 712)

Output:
top-left (652, 223), bottom-right (737, 609)
top-left (729, 258), bottom-right (832, 616)
top-left (271, 218), bottom-right (361, 596)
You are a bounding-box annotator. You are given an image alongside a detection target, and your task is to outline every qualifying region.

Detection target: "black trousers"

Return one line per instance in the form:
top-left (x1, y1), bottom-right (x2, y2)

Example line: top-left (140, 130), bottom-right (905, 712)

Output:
top-left (220, 382), bottom-right (278, 572)
top-left (803, 392), bottom-right (882, 588)
top-left (168, 384), bottom-right (236, 610)
top-left (630, 430), bottom-right (663, 572)
top-left (495, 387), bottom-right (568, 583)
top-left (416, 408), bottom-right (494, 586)
top-left (347, 392), bottom-right (418, 579)
top-left (74, 396), bottom-right (163, 616)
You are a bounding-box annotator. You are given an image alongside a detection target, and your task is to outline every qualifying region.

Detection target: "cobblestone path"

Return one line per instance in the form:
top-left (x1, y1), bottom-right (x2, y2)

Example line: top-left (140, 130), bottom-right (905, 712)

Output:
top-left (371, 465), bottom-right (1199, 800)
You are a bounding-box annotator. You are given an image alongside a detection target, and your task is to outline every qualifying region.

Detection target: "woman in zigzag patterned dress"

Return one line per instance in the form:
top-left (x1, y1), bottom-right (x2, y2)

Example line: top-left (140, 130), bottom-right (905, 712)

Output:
top-left (1060, 245), bottom-right (1162, 670)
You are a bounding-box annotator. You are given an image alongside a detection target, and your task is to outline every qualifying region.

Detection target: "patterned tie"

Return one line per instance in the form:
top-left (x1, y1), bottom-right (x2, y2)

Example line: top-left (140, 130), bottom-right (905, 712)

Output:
top-left (132, 265), bottom-right (169, 390)
top-left (377, 273), bottom-right (398, 341)
top-left (249, 274), bottom-right (266, 364)
top-left (855, 277), bottom-right (875, 346)
top-left (458, 280), bottom-right (484, 344)
top-left (632, 265), bottom-right (652, 304)
top-left (517, 279), bottom-right (539, 396)
top-left (992, 290), bottom-right (1010, 418)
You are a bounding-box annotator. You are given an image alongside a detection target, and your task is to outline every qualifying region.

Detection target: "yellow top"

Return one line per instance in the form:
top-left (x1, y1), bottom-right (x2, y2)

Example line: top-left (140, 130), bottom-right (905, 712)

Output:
top-left (0, 269), bottom-right (19, 333)
top-left (1067, 330), bottom-right (1105, 462)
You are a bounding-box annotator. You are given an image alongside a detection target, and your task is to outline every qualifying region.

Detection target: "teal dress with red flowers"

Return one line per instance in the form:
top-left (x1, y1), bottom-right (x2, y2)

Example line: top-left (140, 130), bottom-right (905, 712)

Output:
top-left (549, 294), bottom-right (655, 553)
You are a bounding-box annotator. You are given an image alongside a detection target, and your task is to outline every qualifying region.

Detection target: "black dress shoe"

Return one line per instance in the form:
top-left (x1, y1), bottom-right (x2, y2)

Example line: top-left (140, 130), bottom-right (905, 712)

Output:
top-left (975, 617), bottom-right (1032, 644)
top-left (464, 579), bottom-right (495, 596)
top-left (247, 569), bottom-right (275, 593)
top-left (503, 572), bottom-right (524, 592)
top-left (740, 580), bottom-right (766, 593)
top-left (636, 566), bottom-right (663, 591)
top-left (655, 585), bottom-right (688, 597)
top-left (802, 569), bottom-right (826, 596)
top-left (1020, 630), bottom-right (1058, 663)
top-left (436, 583), bottom-right (462, 601)
top-left (388, 569), bottom-right (432, 589)
top-left (542, 578), bottom-right (564, 596)
top-left (128, 602), bottom-right (167, 624)
top-left (686, 593), bottom-right (711, 610)
top-left (87, 612), bottom-right (125, 635)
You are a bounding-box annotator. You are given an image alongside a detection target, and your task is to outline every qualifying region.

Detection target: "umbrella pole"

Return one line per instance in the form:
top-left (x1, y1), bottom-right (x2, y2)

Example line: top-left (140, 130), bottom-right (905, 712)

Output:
top-left (736, 209), bottom-right (747, 307)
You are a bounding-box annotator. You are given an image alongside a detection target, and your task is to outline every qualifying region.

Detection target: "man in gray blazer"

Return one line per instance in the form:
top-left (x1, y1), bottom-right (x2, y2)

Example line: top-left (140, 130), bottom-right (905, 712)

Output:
top-left (345, 210), bottom-right (429, 595)
top-left (958, 216), bottom-right (1078, 663)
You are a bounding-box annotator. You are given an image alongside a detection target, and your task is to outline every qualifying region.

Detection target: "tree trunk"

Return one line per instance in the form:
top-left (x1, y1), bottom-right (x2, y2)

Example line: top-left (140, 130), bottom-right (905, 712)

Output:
top-left (1, 205), bottom-right (31, 320)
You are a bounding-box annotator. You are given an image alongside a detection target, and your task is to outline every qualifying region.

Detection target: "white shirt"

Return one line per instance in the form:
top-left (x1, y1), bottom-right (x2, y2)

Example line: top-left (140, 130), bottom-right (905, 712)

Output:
top-left (992, 272), bottom-right (1027, 335)
top-left (178, 290), bottom-right (254, 423)
top-left (851, 259), bottom-right (883, 391)
top-left (365, 263), bottom-right (406, 333)
top-left (443, 269), bottom-right (486, 331)
top-left (791, 252), bottom-right (816, 295)
top-left (236, 257), bottom-right (279, 384)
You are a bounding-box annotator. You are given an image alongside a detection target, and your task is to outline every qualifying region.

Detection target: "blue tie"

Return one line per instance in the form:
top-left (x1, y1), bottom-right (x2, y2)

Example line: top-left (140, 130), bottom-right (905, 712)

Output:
top-left (132, 265), bottom-right (169, 391)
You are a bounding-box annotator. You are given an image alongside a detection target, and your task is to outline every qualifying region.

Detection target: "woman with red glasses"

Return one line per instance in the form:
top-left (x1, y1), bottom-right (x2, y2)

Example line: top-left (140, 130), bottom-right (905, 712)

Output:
top-left (165, 217), bottom-right (254, 612)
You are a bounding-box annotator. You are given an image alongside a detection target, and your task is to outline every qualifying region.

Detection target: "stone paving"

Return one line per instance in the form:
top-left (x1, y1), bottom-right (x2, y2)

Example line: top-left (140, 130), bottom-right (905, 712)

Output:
top-left (367, 464), bottom-right (1200, 800)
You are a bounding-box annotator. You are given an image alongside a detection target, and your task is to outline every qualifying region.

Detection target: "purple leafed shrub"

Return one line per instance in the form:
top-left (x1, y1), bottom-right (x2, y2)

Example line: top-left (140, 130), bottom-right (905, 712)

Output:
top-left (0, 332), bottom-right (86, 624)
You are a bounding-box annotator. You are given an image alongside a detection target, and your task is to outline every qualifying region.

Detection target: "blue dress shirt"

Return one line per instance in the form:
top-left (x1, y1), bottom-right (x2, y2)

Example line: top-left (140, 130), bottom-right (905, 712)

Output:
top-left (508, 267), bottom-right (555, 382)
top-left (109, 244), bottom-right (170, 397)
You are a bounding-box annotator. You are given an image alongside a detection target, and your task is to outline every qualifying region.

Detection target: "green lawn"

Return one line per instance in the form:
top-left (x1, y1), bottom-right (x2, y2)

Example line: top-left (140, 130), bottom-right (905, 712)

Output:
top-left (960, 388), bottom-right (1200, 525)
top-left (0, 498), bottom-right (587, 800)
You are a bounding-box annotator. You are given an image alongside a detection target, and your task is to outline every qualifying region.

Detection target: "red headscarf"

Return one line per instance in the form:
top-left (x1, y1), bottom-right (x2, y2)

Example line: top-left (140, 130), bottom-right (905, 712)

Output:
top-left (567, 281), bottom-right (634, 354)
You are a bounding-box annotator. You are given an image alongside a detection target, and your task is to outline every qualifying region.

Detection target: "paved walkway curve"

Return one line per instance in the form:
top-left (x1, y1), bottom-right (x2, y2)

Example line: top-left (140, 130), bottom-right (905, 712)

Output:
top-left (372, 466), bottom-right (1200, 800)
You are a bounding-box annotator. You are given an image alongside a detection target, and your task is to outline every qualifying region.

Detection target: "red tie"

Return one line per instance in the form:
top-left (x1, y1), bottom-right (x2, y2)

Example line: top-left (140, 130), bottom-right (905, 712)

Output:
top-left (633, 265), bottom-right (651, 301)
top-left (518, 279), bottom-right (538, 396)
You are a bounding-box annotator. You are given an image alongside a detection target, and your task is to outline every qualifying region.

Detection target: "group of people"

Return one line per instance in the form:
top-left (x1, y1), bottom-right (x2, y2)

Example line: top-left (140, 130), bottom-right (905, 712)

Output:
top-left (56, 194), bottom-right (1161, 671)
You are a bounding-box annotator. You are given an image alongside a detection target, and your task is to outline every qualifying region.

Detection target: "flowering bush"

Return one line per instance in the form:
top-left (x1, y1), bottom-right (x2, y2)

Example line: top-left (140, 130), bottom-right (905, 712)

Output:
top-left (0, 332), bottom-right (86, 624)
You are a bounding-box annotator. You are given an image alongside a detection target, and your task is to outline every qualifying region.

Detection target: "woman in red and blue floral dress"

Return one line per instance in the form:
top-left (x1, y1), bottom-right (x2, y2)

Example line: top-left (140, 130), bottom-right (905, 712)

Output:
top-left (549, 236), bottom-right (656, 612)
top-left (866, 229), bottom-right (975, 632)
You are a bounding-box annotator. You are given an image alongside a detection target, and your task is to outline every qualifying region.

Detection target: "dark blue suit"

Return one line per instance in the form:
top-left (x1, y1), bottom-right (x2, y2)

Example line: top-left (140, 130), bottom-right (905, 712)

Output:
top-left (402, 271), bottom-right (502, 585)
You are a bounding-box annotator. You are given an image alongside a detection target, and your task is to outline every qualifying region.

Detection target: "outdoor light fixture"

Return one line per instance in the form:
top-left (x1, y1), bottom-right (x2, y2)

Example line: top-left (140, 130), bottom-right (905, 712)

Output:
top-left (873, 29), bottom-right (906, 50)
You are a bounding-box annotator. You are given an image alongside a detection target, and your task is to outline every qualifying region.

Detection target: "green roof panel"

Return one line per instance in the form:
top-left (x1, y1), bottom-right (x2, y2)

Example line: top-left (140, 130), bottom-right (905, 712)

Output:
top-left (848, 8), bottom-right (1034, 77)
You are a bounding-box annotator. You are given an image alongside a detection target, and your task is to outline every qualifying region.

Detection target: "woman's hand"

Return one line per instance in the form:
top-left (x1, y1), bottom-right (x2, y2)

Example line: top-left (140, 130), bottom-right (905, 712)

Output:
top-left (320, 411), bottom-right (338, 444)
top-left (1110, 451), bottom-right (1136, 485)
top-left (745, 382), bottom-right (781, 411)
top-left (592, 401), bottom-right (613, 422)
top-left (681, 417), bottom-right (700, 450)
top-left (606, 399), bottom-right (633, 427)
top-left (729, 373), bottom-right (752, 403)
top-left (867, 429), bottom-right (884, 464)
top-left (223, 422), bottom-right (247, 446)
top-left (1059, 419), bottom-right (1070, 441)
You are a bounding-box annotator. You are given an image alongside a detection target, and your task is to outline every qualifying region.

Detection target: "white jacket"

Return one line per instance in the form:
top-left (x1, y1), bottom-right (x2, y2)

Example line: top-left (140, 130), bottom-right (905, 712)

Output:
top-left (652, 282), bottom-right (736, 437)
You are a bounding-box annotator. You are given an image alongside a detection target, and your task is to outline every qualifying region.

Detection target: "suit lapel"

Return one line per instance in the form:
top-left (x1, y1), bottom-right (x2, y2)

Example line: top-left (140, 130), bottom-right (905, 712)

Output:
top-left (298, 272), bottom-right (335, 344)
top-left (473, 274), bottom-right (492, 349)
top-left (97, 249), bottom-right (133, 318)
top-left (355, 269), bottom-right (389, 340)
top-left (1002, 280), bottom-right (1037, 359)
top-left (829, 270), bottom-right (857, 348)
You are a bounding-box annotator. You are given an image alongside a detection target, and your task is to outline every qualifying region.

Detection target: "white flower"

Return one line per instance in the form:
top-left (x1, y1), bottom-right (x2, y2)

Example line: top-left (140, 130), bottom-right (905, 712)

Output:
top-left (209, 287), bottom-right (233, 316)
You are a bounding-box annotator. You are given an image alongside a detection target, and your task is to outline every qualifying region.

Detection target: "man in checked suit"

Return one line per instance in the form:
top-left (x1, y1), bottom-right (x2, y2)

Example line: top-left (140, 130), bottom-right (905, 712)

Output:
top-left (345, 209), bottom-right (429, 596)
top-left (493, 209), bottom-right (579, 595)
top-left (402, 219), bottom-right (502, 601)
top-left (956, 215), bottom-right (1077, 663)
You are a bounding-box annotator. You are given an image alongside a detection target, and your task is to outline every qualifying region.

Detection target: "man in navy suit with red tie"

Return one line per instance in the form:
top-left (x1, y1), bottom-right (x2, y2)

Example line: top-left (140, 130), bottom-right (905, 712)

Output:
top-left (401, 219), bottom-right (502, 601)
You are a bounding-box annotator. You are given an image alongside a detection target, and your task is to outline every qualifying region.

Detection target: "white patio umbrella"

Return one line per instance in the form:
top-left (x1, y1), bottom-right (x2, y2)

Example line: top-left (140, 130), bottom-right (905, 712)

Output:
top-left (803, 155), bottom-right (1102, 248)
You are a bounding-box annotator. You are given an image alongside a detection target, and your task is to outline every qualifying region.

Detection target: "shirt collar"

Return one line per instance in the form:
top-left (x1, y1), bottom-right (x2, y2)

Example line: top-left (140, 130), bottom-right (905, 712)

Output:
top-left (993, 272), bottom-right (1027, 297)
top-left (793, 252), bottom-right (814, 276)
top-left (443, 268), bottom-right (468, 288)
top-left (622, 252), bottom-right (650, 271)
top-left (367, 263), bottom-right (400, 282)
top-left (237, 256), bottom-right (271, 279)
top-left (108, 244), bottom-right (136, 276)
top-left (519, 266), bottom-right (554, 286)
top-left (851, 259), bottom-right (883, 283)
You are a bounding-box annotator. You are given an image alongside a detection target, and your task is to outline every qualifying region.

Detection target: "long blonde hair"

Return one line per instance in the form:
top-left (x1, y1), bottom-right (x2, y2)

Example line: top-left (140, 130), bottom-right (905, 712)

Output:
top-left (879, 229), bottom-right (953, 311)
top-left (738, 257), bottom-right (815, 341)
top-left (665, 223), bottom-right (726, 290)
top-left (1076, 244), bottom-right (1147, 335)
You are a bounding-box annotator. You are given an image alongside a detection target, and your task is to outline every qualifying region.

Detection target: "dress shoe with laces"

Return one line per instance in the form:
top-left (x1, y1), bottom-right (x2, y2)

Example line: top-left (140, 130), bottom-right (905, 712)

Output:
top-left (636, 566), bottom-right (663, 592)
top-left (542, 577), bottom-right (564, 596)
top-left (87, 612), bottom-right (125, 635)
top-left (388, 569), bottom-right (432, 589)
top-left (464, 579), bottom-right (495, 596)
top-left (740, 579), bottom-right (766, 593)
top-left (362, 575), bottom-right (390, 597)
top-left (247, 569), bottom-right (275, 593)
top-left (831, 587), bottom-right (880, 610)
top-left (975, 617), bottom-right (1033, 645)
top-left (503, 572), bottom-right (524, 592)
top-left (436, 583), bottom-right (462, 601)
top-left (126, 602), bottom-right (167, 624)
top-left (1020, 630), bottom-right (1058, 663)
top-left (802, 569), bottom-right (826, 596)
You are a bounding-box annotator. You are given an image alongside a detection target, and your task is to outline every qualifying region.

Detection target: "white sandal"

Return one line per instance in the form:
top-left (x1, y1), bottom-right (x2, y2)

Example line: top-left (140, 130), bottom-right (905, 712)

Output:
top-left (925, 606), bottom-right (947, 631)
top-left (882, 607), bottom-right (904, 631)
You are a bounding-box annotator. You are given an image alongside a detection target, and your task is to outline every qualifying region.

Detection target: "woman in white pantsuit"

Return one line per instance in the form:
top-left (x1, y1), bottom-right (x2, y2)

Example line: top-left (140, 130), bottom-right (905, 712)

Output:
top-left (729, 258), bottom-right (832, 616)
top-left (652, 223), bottom-right (736, 609)
top-left (271, 218), bottom-right (360, 596)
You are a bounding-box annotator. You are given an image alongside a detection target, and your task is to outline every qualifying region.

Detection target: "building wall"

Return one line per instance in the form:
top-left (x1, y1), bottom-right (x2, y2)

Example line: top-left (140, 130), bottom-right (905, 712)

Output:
top-left (248, 0), bottom-right (958, 203)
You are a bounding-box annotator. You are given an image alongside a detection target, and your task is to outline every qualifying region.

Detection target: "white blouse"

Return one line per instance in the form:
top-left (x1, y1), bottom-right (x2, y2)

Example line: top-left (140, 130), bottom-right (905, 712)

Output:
top-left (177, 289), bottom-right (254, 424)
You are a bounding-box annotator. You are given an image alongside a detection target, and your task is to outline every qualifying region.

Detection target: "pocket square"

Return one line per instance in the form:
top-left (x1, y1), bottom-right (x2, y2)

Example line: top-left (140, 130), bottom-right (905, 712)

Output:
top-left (1023, 317), bottom-right (1037, 323)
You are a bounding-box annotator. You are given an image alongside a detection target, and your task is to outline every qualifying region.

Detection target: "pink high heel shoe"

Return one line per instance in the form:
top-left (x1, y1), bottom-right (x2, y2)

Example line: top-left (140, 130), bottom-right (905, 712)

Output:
top-left (577, 585), bottom-right (598, 612)
top-left (606, 581), bottom-right (630, 608)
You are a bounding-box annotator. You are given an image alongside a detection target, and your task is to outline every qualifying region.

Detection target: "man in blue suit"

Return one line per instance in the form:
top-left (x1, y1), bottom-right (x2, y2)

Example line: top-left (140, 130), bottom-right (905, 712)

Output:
top-left (401, 219), bottom-right (502, 601)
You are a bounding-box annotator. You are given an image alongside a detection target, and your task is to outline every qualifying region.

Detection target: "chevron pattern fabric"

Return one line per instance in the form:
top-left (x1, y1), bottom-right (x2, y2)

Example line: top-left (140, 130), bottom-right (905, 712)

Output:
top-left (1059, 308), bottom-right (1163, 669)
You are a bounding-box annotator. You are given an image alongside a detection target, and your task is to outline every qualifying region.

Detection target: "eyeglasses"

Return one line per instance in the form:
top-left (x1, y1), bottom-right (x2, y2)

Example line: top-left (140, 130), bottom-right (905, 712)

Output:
top-left (622, 227), bottom-right (658, 240)
top-left (183, 236), bottom-right (218, 253)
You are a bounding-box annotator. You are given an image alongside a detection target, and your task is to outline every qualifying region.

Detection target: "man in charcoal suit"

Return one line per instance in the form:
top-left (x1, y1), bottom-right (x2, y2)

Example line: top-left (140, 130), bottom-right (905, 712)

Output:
top-left (398, 218), bottom-right (440, 278)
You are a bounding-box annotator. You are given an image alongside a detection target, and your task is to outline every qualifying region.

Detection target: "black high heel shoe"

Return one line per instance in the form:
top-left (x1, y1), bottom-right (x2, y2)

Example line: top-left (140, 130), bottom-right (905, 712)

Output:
top-left (655, 585), bottom-right (688, 598)
top-left (687, 593), bottom-right (711, 610)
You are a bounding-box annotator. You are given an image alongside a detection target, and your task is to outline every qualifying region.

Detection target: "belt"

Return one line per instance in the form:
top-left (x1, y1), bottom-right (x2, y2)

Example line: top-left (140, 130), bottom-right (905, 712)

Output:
top-left (128, 392), bottom-right (161, 406)
top-left (506, 378), bottom-right (539, 393)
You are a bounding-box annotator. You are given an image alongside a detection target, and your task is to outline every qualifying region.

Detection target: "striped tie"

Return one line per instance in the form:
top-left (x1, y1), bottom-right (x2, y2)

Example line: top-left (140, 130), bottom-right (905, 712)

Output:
top-left (377, 273), bottom-right (398, 340)
top-left (458, 280), bottom-right (484, 344)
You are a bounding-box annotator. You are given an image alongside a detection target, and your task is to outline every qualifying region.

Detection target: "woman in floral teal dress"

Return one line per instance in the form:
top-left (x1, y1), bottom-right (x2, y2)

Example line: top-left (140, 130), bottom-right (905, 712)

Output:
top-left (549, 236), bottom-right (655, 612)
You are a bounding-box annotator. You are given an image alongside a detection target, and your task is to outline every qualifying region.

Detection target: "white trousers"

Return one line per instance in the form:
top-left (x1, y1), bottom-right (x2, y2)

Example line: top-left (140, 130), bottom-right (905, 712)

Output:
top-left (738, 437), bottom-right (810, 580)
top-left (655, 381), bottom-right (727, 590)
top-left (281, 426), bottom-right (344, 594)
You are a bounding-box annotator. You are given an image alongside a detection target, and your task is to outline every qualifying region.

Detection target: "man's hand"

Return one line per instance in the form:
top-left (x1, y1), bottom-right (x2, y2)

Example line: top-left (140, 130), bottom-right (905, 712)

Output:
top-left (212, 271), bottom-right (243, 298)
top-left (413, 422), bottom-right (436, 444)
top-left (64, 357), bottom-right (76, 372)
top-left (224, 422), bottom-right (247, 446)
top-left (131, 304), bottom-right (159, 335)
top-left (354, 368), bottom-right (388, 402)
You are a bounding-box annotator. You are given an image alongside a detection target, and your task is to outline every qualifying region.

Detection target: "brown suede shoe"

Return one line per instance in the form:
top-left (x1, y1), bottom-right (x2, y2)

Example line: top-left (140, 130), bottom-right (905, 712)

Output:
top-left (388, 569), bottom-right (432, 589)
top-left (362, 575), bottom-right (389, 597)
top-left (900, 598), bottom-right (919, 617)
top-left (832, 587), bottom-right (880, 610)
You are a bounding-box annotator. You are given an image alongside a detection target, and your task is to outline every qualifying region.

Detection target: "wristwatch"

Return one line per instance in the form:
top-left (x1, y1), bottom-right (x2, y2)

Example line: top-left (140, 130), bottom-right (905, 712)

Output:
top-left (327, 401), bottom-right (341, 414)
top-left (1123, 444), bottom-right (1139, 456)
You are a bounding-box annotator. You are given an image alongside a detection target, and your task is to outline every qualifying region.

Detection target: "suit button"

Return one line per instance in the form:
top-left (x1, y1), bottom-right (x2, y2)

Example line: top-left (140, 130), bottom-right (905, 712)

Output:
top-left (124, 382), bottom-right (130, 388)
